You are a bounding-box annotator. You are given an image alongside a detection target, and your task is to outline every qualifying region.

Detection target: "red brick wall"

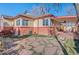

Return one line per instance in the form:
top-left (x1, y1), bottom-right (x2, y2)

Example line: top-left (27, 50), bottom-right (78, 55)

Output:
top-left (32, 27), bottom-right (55, 35)
top-left (0, 26), bottom-right (56, 36)
top-left (14, 27), bottom-right (33, 36)
top-left (4, 26), bottom-right (13, 30)
top-left (14, 26), bottom-right (56, 36)
top-left (33, 27), bottom-right (49, 35)
top-left (0, 26), bottom-right (13, 31)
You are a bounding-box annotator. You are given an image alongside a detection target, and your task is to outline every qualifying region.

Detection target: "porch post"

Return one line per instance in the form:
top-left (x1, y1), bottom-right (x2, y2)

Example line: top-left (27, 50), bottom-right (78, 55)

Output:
top-left (19, 18), bottom-right (22, 36)
top-left (20, 18), bottom-right (22, 26)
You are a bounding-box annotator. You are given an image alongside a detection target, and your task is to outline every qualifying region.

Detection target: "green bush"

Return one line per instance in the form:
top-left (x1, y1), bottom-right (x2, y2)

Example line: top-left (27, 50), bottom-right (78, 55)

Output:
top-left (63, 39), bottom-right (77, 55)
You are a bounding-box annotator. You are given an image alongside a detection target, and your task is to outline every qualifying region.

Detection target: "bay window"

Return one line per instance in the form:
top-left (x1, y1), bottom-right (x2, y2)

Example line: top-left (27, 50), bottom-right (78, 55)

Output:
top-left (16, 19), bottom-right (20, 26)
top-left (16, 18), bottom-right (28, 26)
top-left (43, 19), bottom-right (49, 26)
top-left (22, 20), bottom-right (28, 26)
top-left (43, 18), bottom-right (52, 26)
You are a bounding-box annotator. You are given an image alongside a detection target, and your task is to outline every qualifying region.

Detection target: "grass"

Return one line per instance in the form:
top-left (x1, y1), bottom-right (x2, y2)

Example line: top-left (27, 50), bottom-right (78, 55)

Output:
top-left (1, 33), bottom-right (54, 39)
top-left (31, 34), bottom-right (49, 37)
top-left (54, 34), bottom-right (78, 55)
top-left (63, 39), bottom-right (77, 55)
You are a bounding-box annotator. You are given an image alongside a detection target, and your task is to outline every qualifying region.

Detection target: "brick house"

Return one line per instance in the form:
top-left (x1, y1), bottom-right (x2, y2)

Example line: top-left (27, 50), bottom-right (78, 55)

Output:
top-left (0, 14), bottom-right (78, 36)
top-left (14, 14), bottom-right (56, 36)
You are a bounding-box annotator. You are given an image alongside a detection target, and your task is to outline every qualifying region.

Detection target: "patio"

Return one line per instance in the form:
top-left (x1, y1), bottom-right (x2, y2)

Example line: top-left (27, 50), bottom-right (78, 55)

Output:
top-left (0, 31), bottom-right (78, 55)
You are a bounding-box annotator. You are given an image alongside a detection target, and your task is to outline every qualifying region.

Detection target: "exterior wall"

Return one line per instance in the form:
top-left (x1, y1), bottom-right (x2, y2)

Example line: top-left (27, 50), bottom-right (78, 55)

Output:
top-left (0, 18), bottom-right (15, 32)
top-left (3, 19), bottom-right (15, 26)
top-left (32, 27), bottom-right (55, 35)
top-left (54, 17), bottom-right (77, 32)
top-left (38, 19), bottom-right (43, 27)
top-left (33, 19), bottom-right (43, 35)
top-left (33, 18), bottom-right (51, 27)
top-left (0, 16), bottom-right (77, 36)
top-left (0, 19), bottom-right (2, 31)
top-left (14, 17), bottom-right (54, 36)
top-left (54, 17), bottom-right (77, 23)
top-left (13, 26), bottom-right (56, 36)
top-left (32, 27), bottom-right (49, 35)
top-left (14, 18), bottom-right (33, 36)
top-left (33, 20), bottom-right (39, 27)
top-left (14, 27), bottom-right (32, 36)
top-left (0, 17), bottom-right (54, 36)
top-left (33, 18), bottom-right (54, 35)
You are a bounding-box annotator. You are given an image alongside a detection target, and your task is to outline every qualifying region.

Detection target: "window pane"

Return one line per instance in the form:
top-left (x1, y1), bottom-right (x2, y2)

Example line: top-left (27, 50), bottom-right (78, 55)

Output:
top-left (43, 19), bottom-right (49, 26)
top-left (4, 22), bottom-right (10, 26)
top-left (43, 20), bottom-right (45, 25)
top-left (22, 20), bottom-right (28, 26)
top-left (46, 19), bottom-right (48, 26)
top-left (16, 20), bottom-right (20, 26)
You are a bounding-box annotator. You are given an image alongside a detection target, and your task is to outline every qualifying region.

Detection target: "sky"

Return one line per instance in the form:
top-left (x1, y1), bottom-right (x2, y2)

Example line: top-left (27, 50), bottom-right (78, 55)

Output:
top-left (0, 3), bottom-right (76, 16)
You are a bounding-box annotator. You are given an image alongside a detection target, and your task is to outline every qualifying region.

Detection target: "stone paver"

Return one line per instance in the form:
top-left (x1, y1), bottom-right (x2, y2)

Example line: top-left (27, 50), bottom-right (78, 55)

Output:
top-left (0, 34), bottom-right (72, 55)
top-left (18, 49), bottom-right (33, 55)
top-left (43, 46), bottom-right (58, 55)
top-left (33, 45), bottom-right (45, 53)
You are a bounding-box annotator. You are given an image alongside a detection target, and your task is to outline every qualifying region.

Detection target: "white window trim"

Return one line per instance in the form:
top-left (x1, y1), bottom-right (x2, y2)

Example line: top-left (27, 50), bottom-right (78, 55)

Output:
top-left (42, 18), bottom-right (51, 26)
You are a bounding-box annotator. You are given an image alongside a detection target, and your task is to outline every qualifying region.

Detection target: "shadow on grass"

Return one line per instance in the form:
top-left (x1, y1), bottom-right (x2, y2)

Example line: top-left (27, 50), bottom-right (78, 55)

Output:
top-left (0, 34), bottom-right (32, 39)
top-left (32, 34), bottom-right (50, 37)
top-left (11, 34), bottom-right (31, 38)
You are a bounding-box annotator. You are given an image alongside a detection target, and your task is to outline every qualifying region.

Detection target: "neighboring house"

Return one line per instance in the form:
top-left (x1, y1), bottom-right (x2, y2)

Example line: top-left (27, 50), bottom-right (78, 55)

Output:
top-left (0, 14), bottom-right (78, 36)
top-left (0, 15), bottom-right (15, 32)
top-left (54, 16), bottom-right (77, 32)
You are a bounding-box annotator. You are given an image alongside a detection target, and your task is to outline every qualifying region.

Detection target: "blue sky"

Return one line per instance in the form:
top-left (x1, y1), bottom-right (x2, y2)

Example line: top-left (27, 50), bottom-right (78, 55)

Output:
top-left (0, 3), bottom-right (76, 16)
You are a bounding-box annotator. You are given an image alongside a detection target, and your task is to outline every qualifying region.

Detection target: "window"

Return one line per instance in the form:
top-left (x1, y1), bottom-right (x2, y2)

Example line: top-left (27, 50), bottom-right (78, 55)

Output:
top-left (43, 19), bottom-right (49, 26)
top-left (16, 20), bottom-right (20, 26)
top-left (22, 20), bottom-right (28, 26)
top-left (4, 22), bottom-right (10, 26)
